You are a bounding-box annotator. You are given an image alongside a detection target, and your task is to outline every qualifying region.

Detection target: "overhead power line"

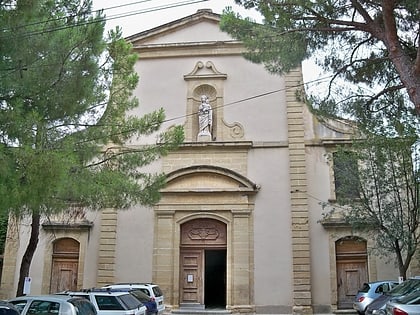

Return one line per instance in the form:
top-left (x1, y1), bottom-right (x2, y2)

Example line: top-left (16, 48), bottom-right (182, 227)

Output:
top-left (161, 74), bottom-right (333, 124)
top-left (0, 0), bottom-right (209, 39)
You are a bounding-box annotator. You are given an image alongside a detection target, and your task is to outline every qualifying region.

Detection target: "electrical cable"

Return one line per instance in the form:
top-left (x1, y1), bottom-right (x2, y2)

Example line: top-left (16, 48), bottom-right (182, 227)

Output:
top-left (160, 73), bottom-right (334, 124)
top-left (0, 0), bottom-right (209, 39)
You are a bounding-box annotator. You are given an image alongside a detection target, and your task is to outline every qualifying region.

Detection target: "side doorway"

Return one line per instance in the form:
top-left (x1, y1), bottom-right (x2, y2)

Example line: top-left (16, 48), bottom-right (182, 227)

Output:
top-left (336, 237), bottom-right (368, 309)
top-left (49, 238), bottom-right (79, 293)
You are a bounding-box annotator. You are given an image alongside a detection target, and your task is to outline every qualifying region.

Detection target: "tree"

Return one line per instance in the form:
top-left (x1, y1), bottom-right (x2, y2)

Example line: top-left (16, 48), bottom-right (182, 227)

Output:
top-left (327, 134), bottom-right (419, 279)
top-left (220, 1), bottom-right (420, 120)
top-left (0, 0), bottom-right (184, 296)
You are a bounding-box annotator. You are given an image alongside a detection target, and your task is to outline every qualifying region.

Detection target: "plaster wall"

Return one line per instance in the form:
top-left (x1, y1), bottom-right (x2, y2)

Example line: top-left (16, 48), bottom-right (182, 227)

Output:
top-left (113, 205), bottom-right (155, 282)
top-left (305, 145), bottom-right (336, 309)
top-left (130, 56), bottom-right (288, 144)
top-left (249, 147), bottom-right (294, 311)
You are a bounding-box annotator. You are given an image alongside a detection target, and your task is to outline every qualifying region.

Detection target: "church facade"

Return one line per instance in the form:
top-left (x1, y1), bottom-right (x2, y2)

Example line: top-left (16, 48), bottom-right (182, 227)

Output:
top-left (1, 9), bottom-right (410, 315)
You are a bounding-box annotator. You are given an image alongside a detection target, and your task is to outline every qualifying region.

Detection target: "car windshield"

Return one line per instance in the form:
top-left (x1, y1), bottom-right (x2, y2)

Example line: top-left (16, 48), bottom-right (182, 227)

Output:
top-left (118, 294), bottom-right (143, 310)
top-left (358, 283), bottom-right (371, 293)
top-left (396, 289), bottom-right (420, 304)
top-left (94, 296), bottom-right (124, 311)
top-left (388, 280), bottom-right (420, 296)
top-left (129, 290), bottom-right (150, 303)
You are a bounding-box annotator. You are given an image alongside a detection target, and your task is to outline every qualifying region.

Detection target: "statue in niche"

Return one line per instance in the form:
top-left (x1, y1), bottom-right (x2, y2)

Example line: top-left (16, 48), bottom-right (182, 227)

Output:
top-left (198, 94), bottom-right (213, 138)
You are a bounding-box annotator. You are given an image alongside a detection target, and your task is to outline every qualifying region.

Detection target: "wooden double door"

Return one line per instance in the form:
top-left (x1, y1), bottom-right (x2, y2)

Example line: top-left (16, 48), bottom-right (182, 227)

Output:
top-left (180, 248), bottom-right (226, 308)
top-left (179, 218), bottom-right (227, 309)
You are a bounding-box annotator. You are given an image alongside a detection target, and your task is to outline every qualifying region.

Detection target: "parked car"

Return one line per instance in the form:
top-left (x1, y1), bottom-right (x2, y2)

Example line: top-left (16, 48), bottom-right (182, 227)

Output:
top-left (59, 289), bottom-right (147, 315)
top-left (0, 300), bottom-right (20, 315)
top-left (386, 289), bottom-right (420, 315)
top-left (100, 288), bottom-right (157, 315)
top-left (354, 281), bottom-right (399, 314)
top-left (8, 295), bottom-right (97, 315)
top-left (365, 278), bottom-right (420, 315)
top-left (102, 283), bottom-right (164, 314)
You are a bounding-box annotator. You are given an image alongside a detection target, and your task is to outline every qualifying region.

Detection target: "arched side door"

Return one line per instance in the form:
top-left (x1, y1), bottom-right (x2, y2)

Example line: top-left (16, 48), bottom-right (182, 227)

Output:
top-left (49, 238), bottom-right (79, 293)
top-left (336, 237), bottom-right (368, 309)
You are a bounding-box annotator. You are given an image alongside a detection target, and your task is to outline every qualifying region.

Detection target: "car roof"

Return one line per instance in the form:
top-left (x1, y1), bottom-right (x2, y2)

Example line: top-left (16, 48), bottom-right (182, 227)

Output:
top-left (104, 283), bottom-right (157, 287)
top-left (368, 280), bottom-right (398, 284)
top-left (9, 295), bottom-right (83, 302)
top-left (66, 289), bottom-right (133, 296)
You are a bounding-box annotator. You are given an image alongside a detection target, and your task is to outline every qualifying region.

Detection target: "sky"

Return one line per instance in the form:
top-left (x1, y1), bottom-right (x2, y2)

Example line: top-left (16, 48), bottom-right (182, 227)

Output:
top-left (91, 0), bottom-right (325, 92)
top-left (91, 0), bottom-right (262, 37)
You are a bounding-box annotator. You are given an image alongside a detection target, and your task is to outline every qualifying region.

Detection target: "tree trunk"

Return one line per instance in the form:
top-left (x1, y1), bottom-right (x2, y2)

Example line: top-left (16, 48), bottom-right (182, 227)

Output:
top-left (395, 240), bottom-right (407, 280)
top-left (16, 212), bottom-right (40, 296)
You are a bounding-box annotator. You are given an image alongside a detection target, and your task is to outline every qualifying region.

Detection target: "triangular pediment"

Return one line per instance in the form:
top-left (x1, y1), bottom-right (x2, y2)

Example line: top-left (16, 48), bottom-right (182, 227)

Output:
top-left (126, 9), bottom-right (232, 46)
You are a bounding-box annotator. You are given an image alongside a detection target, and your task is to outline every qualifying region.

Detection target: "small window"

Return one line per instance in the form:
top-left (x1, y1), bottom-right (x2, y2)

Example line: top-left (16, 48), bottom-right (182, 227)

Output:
top-left (69, 299), bottom-right (97, 315)
top-left (152, 287), bottom-right (163, 297)
top-left (358, 283), bottom-right (370, 293)
top-left (9, 301), bottom-right (27, 313)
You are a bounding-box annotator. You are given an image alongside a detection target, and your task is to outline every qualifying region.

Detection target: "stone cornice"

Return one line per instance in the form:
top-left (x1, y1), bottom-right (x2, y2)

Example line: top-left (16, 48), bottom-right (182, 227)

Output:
top-left (320, 218), bottom-right (351, 229)
top-left (132, 41), bottom-right (245, 58)
top-left (179, 141), bottom-right (253, 149)
top-left (42, 221), bottom-right (93, 231)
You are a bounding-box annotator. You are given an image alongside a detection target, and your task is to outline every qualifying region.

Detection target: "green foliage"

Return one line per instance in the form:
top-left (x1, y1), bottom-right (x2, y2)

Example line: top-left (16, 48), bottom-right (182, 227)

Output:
top-left (221, 1), bottom-right (420, 122)
top-left (0, 0), bottom-right (184, 218)
top-left (330, 134), bottom-right (419, 277)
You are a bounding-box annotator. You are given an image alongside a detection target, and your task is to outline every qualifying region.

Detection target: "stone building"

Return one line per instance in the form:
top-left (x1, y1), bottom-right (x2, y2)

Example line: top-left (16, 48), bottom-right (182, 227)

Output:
top-left (1, 8), bottom-right (410, 315)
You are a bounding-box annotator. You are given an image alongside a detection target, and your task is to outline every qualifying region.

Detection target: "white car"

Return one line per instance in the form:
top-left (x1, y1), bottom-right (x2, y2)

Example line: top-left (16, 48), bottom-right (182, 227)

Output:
top-left (102, 283), bottom-right (165, 314)
top-left (8, 295), bottom-right (97, 315)
top-left (60, 290), bottom-right (147, 315)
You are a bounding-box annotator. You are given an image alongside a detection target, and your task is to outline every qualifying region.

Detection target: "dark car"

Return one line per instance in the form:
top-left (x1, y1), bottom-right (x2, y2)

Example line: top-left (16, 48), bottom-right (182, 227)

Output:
top-left (365, 278), bottom-right (420, 315)
top-left (386, 289), bottom-right (420, 315)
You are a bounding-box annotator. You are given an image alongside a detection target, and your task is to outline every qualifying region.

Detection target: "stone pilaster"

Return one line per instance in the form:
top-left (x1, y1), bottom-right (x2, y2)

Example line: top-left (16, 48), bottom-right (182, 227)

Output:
top-left (286, 68), bottom-right (313, 315)
top-left (0, 216), bottom-right (19, 299)
top-left (96, 208), bottom-right (117, 287)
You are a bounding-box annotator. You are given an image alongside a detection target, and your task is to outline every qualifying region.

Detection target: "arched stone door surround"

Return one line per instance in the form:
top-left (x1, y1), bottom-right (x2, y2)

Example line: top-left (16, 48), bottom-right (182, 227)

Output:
top-left (179, 217), bottom-right (227, 308)
top-left (41, 222), bottom-right (92, 294)
top-left (49, 238), bottom-right (80, 293)
top-left (153, 165), bottom-right (259, 313)
top-left (335, 236), bottom-right (368, 309)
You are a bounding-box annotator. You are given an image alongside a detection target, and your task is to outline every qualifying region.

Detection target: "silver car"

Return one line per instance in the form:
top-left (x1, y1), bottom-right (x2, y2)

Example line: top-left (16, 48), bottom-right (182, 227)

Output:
top-left (386, 289), bottom-right (420, 315)
top-left (8, 294), bottom-right (97, 315)
top-left (354, 281), bottom-right (399, 314)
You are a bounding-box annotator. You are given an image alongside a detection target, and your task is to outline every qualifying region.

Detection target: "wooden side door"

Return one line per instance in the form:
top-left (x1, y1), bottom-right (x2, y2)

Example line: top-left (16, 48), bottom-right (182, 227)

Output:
top-left (50, 259), bottom-right (78, 293)
top-left (336, 260), bottom-right (367, 308)
top-left (336, 238), bottom-right (368, 309)
top-left (180, 249), bottom-right (203, 306)
top-left (49, 238), bottom-right (79, 293)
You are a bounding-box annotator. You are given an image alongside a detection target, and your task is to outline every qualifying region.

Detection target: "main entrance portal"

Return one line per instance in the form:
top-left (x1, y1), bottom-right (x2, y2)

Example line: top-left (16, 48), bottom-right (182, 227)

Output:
top-left (180, 219), bottom-right (227, 309)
